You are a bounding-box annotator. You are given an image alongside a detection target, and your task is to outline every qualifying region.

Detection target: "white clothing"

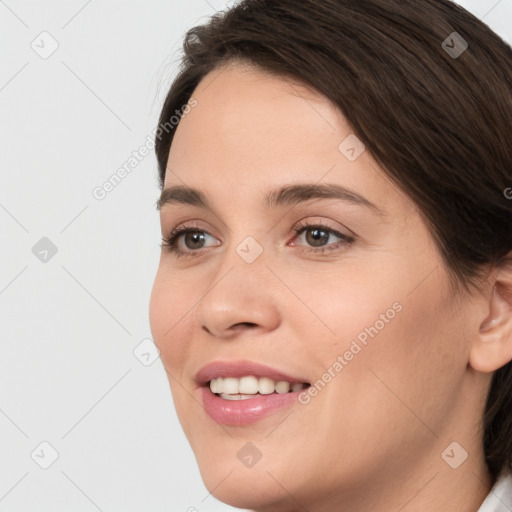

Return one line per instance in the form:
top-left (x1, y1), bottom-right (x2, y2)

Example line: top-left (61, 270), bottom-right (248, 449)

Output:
top-left (478, 472), bottom-right (512, 512)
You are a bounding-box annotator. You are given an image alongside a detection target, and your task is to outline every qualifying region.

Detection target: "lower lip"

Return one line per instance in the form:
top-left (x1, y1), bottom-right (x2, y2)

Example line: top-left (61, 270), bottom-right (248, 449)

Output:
top-left (199, 387), bottom-right (302, 426)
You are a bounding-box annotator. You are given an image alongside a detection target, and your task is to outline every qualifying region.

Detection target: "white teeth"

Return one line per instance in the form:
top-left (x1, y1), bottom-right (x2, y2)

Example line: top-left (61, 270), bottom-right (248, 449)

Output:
top-left (258, 377), bottom-right (275, 395)
top-left (219, 393), bottom-right (254, 400)
top-left (275, 381), bottom-right (291, 394)
top-left (209, 376), bottom-right (307, 397)
top-left (222, 377), bottom-right (239, 395)
top-left (239, 376), bottom-right (259, 394)
top-left (210, 378), bottom-right (221, 394)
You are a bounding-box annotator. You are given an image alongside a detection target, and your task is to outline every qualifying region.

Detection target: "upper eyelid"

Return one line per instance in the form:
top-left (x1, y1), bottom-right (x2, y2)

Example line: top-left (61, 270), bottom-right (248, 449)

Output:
top-left (165, 215), bottom-right (351, 235)
top-left (166, 220), bottom-right (352, 247)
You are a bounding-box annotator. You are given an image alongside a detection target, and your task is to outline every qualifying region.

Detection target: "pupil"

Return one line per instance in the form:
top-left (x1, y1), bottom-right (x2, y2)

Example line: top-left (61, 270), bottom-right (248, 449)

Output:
top-left (307, 228), bottom-right (328, 247)
top-left (186, 232), bottom-right (204, 249)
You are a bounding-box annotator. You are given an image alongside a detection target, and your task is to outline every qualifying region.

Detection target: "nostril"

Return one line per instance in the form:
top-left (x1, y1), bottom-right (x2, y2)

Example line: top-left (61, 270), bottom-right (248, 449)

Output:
top-left (228, 322), bottom-right (259, 331)
top-left (237, 322), bottom-right (257, 328)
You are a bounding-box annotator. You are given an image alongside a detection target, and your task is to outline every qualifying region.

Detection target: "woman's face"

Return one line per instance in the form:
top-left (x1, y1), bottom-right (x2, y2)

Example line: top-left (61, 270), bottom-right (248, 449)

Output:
top-left (149, 62), bottom-right (485, 510)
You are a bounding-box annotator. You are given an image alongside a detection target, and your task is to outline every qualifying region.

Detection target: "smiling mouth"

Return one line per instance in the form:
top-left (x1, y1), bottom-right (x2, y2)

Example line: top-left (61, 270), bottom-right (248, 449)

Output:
top-left (208, 376), bottom-right (311, 400)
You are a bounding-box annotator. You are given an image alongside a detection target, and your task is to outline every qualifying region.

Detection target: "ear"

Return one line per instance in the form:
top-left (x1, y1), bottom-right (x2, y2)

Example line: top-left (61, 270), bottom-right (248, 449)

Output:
top-left (469, 260), bottom-right (512, 373)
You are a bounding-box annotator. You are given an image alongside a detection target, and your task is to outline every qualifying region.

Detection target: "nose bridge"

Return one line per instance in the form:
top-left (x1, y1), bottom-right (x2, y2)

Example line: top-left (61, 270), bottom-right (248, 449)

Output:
top-left (216, 210), bottom-right (271, 275)
top-left (223, 222), bottom-right (274, 288)
top-left (192, 230), bottom-right (280, 337)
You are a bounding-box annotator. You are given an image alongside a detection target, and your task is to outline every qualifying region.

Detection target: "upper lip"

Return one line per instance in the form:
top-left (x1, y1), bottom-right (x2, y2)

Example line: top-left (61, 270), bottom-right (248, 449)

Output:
top-left (195, 360), bottom-right (310, 386)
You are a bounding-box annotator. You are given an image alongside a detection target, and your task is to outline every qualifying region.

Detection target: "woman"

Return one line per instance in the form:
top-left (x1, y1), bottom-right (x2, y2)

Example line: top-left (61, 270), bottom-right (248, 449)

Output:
top-left (149, 1), bottom-right (512, 510)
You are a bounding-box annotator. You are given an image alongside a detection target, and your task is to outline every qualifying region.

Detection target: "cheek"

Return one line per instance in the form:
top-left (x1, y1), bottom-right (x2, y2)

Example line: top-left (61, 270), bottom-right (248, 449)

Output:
top-left (149, 268), bottom-right (171, 350)
top-left (286, 261), bottom-right (405, 363)
top-left (149, 266), bottom-right (196, 372)
top-left (149, 267), bottom-right (202, 431)
top-left (328, 265), bottom-right (465, 441)
top-left (365, 260), bottom-right (464, 380)
top-left (296, 254), bottom-right (463, 431)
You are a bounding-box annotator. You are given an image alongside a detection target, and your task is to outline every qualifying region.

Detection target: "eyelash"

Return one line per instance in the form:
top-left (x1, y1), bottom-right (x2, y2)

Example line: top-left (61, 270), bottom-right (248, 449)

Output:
top-left (160, 220), bottom-right (355, 259)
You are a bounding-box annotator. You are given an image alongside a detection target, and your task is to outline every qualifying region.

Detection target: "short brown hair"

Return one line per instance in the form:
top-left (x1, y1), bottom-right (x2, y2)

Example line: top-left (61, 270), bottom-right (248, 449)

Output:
top-left (155, 0), bottom-right (512, 481)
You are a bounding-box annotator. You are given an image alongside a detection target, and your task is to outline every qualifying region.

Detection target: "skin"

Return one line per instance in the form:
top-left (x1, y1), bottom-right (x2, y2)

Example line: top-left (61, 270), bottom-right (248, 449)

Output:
top-left (149, 61), bottom-right (512, 512)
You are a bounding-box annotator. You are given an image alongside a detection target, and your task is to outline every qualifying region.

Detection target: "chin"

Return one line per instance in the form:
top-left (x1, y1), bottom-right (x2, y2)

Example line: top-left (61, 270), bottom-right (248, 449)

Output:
top-left (185, 434), bottom-right (289, 510)
top-left (198, 465), bottom-right (291, 511)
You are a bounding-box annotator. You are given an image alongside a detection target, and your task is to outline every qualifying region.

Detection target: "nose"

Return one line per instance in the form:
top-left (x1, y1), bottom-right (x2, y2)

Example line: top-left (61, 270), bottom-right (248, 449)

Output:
top-left (193, 257), bottom-right (281, 340)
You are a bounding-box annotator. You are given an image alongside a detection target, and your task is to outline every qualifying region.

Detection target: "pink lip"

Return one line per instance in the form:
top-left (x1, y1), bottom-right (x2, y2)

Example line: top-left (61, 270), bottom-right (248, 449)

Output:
top-left (199, 387), bottom-right (304, 426)
top-left (195, 360), bottom-right (308, 385)
top-left (195, 360), bottom-right (310, 426)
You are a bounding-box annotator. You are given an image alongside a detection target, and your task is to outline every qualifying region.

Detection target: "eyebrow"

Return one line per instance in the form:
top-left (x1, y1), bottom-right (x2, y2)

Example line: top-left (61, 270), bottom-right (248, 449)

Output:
top-left (157, 183), bottom-right (384, 216)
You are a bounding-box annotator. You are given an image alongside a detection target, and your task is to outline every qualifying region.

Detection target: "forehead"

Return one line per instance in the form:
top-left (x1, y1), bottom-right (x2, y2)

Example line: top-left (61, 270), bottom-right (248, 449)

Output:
top-left (163, 62), bottom-right (402, 216)
top-left (168, 63), bottom-right (346, 163)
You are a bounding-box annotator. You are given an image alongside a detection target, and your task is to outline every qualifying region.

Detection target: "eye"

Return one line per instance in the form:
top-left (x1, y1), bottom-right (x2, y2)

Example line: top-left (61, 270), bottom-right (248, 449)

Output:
top-left (160, 220), bottom-right (355, 258)
top-left (290, 221), bottom-right (354, 255)
top-left (160, 222), bottom-right (220, 258)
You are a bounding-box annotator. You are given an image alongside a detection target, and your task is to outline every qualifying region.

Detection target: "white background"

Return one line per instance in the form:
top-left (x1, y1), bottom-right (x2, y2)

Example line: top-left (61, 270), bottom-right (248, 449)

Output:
top-left (1, 1), bottom-right (511, 510)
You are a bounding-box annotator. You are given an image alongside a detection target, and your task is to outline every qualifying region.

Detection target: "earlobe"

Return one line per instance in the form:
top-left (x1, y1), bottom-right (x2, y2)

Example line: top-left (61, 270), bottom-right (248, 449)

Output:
top-left (469, 276), bottom-right (512, 374)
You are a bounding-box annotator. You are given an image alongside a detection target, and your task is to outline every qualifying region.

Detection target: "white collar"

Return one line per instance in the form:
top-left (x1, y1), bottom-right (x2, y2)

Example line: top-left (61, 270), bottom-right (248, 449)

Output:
top-left (477, 472), bottom-right (512, 511)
